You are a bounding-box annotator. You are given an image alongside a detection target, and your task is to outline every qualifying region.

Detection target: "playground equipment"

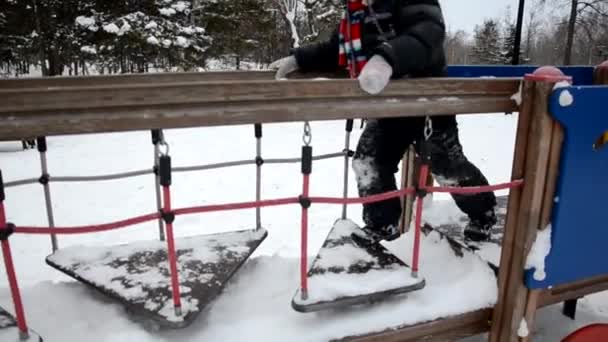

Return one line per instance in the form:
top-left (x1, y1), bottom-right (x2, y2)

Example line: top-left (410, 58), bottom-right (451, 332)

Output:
top-left (0, 62), bottom-right (607, 341)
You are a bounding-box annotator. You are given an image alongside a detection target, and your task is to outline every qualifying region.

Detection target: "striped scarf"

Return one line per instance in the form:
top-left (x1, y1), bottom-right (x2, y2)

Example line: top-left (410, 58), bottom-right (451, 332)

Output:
top-left (338, 0), bottom-right (368, 78)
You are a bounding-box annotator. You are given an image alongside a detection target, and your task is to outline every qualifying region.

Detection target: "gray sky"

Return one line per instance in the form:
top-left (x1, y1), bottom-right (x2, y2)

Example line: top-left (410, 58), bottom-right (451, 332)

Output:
top-left (439, 0), bottom-right (520, 34)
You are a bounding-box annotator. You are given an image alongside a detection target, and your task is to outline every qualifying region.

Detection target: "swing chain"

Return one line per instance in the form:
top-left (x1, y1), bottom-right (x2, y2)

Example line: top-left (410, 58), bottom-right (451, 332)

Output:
top-left (424, 116), bottom-right (433, 141)
top-left (157, 129), bottom-right (170, 156)
top-left (303, 121), bottom-right (312, 146)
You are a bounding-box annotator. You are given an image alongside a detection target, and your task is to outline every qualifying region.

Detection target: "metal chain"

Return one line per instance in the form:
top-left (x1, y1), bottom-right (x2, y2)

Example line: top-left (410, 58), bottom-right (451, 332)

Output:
top-left (158, 129), bottom-right (170, 156)
top-left (302, 121), bottom-right (312, 146)
top-left (424, 116), bottom-right (433, 141)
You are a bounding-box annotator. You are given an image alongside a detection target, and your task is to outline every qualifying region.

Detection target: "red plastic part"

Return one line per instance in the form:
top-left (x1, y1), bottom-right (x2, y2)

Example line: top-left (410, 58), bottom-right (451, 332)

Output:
top-left (524, 65), bottom-right (572, 83)
top-left (598, 60), bottom-right (608, 68)
top-left (562, 324), bottom-right (608, 342)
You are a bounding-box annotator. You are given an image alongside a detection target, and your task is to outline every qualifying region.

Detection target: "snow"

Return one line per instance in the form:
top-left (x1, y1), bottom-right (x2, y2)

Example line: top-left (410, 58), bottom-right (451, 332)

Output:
top-left (1, 113), bottom-right (607, 341)
top-left (525, 224), bottom-right (553, 281)
top-left (171, 1), bottom-right (188, 12)
top-left (559, 89), bottom-right (574, 107)
top-left (159, 8), bottom-right (177, 16)
top-left (147, 36), bottom-right (160, 46)
top-left (174, 36), bottom-right (190, 48)
top-left (439, 96), bottom-right (461, 101)
top-left (76, 16), bottom-right (95, 28)
top-left (511, 81), bottom-right (523, 106)
top-left (518, 318), bottom-right (530, 337)
top-left (352, 156), bottom-right (378, 188)
top-left (145, 21), bottom-right (158, 30)
top-left (80, 46), bottom-right (97, 55)
top-left (103, 23), bottom-right (120, 34)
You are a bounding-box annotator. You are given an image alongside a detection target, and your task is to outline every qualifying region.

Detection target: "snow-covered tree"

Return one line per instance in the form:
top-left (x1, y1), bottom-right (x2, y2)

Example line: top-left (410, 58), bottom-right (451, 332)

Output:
top-left (471, 20), bottom-right (503, 65)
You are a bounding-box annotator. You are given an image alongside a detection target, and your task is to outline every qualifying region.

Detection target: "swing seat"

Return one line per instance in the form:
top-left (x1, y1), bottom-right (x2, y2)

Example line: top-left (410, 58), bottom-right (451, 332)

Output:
top-left (46, 228), bottom-right (267, 328)
top-left (292, 219), bottom-right (425, 312)
top-left (0, 306), bottom-right (43, 341)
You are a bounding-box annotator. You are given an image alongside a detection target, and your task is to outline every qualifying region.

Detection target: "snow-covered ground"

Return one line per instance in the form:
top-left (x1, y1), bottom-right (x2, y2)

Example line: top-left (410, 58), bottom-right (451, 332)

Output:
top-left (1, 114), bottom-right (607, 341)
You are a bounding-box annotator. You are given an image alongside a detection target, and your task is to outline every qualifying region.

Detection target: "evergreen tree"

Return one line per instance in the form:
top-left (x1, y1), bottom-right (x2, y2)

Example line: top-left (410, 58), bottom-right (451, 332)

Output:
top-left (471, 19), bottom-right (503, 65)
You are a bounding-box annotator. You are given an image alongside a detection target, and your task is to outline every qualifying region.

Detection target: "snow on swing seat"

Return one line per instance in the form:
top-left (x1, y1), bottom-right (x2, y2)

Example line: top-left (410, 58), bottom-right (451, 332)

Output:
top-left (0, 306), bottom-right (43, 341)
top-left (45, 228), bottom-right (267, 328)
top-left (292, 219), bottom-right (426, 312)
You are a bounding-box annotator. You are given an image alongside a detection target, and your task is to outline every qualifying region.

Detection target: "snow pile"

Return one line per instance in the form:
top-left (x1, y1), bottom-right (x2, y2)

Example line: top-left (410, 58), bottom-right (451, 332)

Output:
top-left (75, 16), bottom-right (98, 31)
top-left (80, 46), bottom-right (97, 54)
top-left (518, 318), bottom-right (530, 337)
top-left (103, 23), bottom-right (120, 34)
top-left (145, 21), bottom-right (158, 29)
top-left (511, 81), bottom-right (523, 106)
top-left (525, 224), bottom-right (553, 281)
top-left (174, 36), bottom-right (190, 48)
top-left (159, 8), bottom-right (176, 16)
top-left (147, 36), bottom-right (160, 46)
top-left (294, 220), bottom-right (422, 305)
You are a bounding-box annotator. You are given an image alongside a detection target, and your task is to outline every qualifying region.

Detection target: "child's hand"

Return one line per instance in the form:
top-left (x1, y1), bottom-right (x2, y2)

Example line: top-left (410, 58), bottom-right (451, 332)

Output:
top-left (269, 56), bottom-right (298, 80)
top-left (358, 55), bottom-right (393, 94)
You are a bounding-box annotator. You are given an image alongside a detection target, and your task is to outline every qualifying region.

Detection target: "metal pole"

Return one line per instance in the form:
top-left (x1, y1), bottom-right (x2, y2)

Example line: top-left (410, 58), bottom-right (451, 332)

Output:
top-left (37, 137), bottom-right (57, 252)
top-left (255, 124), bottom-right (262, 230)
top-left (342, 119), bottom-right (353, 219)
top-left (152, 130), bottom-right (165, 241)
top-left (512, 0), bottom-right (526, 65)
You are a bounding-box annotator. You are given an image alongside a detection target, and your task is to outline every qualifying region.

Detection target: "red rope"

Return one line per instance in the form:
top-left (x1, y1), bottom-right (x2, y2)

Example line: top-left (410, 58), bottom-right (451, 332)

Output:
top-left (173, 197), bottom-right (299, 216)
top-left (300, 174), bottom-right (310, 297)
top-left (310, 187), bottom-right (415, 205)
top-left (0, 202), bottom-right (29, 335)
top-left (9, 180), bottom-right (523, 235)
top-left (427, 179), bottom-right (523, 194)
top-left (14, 212), bottom-right (161, 234)
top-left (162, 186), bottom-right (182, 313)
top-left (412, 164), bottom-right (429, 276)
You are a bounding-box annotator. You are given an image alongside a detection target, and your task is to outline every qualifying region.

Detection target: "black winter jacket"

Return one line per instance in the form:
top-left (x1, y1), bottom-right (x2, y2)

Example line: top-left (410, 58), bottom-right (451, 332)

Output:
top-left (293, 0), bottom-right (447, 78)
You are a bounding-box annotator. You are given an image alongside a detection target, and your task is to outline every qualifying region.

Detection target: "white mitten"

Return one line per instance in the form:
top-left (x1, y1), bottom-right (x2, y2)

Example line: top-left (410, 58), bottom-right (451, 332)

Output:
top-left (269, 56), bottom-right (298, 80)
top-left (358, 54), bottom-right (393, 94)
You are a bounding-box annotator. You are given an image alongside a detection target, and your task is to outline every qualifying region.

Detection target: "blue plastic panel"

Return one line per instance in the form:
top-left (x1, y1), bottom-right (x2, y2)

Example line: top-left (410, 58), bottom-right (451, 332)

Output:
top-left (446, 65), bottom-right (595, 85)
top-left (525, 84), bottom-right (608, 289)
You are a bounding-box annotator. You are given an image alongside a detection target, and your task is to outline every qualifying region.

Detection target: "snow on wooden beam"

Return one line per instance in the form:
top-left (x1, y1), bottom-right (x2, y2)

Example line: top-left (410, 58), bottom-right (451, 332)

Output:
top-left (0, 76), bottom-right (519, 140)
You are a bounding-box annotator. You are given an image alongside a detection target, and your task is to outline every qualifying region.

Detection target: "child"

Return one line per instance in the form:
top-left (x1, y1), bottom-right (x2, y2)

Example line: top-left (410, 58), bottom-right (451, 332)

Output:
top-left (270, 0), bottom-right (497, 242)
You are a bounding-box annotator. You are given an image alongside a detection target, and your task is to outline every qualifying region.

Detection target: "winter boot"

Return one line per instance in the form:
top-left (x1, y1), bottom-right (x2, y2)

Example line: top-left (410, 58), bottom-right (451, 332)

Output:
top-left (351, 223), bottom-right (400, 246)
top-left (464, 211), bottom-right (497, 242)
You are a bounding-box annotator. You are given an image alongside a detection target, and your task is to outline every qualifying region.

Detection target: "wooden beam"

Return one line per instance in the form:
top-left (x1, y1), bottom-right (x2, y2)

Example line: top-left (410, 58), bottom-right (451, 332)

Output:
top-left (0, 70), bottom-right (351, 89)
top-left (338, 309), bottom-right (491, 342)
top-left (491, 75), bottom-right (566, 342)
top-left (539, 275), bottom-right (608, 307)
top-left (489, 80), bottom-right (535, 341)
top-left (0, 78), bottom-right (519, 140)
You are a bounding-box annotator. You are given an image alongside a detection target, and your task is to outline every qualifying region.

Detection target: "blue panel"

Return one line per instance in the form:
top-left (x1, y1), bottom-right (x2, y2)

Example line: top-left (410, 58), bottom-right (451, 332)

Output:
top-left (525, 85), bottom-right (608, 289)
top-left (446, 65), bottom-right (595, 85)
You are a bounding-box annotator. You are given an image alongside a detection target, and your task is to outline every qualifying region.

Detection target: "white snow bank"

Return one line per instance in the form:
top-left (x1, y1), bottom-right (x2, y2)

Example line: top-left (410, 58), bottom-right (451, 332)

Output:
top-left (80, 46), bottom-right (97, 54)
top-left (525, 224), bottom-right (552, 281)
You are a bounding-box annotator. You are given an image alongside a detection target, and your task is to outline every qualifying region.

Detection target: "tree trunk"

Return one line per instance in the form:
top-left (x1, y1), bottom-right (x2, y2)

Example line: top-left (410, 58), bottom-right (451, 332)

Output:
top-left (32, 0), bottom-right (48, 76)
top-left (563, 0), bottom-right (578, 65)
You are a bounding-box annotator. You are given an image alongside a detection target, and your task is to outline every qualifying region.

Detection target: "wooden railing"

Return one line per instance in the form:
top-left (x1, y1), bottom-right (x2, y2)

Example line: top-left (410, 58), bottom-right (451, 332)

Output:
top-left (0, 72), bottom-right (519, 140)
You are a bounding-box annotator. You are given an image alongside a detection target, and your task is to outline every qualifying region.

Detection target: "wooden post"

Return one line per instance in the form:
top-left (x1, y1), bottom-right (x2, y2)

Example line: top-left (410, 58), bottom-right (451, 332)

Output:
top-left (490, 67), bottom-right (572, 342)
top-left (400, 146), bottom-right (415, 233)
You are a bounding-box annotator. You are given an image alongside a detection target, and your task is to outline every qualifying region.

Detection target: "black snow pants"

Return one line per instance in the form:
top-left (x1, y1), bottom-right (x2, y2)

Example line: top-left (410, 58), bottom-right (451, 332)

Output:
top-left (353, 115), bottom-right (497, 229)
